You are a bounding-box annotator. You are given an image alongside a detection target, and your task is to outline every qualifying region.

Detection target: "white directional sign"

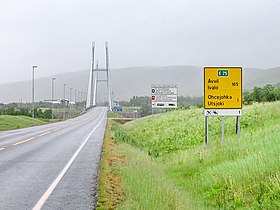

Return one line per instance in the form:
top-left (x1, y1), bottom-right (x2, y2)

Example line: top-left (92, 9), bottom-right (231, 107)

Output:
top-left (204, 109), bottom-right (242, 116)
top-left (151, 84), bottom-right (178, 109)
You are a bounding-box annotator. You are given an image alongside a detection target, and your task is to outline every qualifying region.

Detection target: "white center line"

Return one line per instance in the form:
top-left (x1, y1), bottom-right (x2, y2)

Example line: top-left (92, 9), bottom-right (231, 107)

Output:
top-left (33, 112), bottom-right (105, 210)
top-left (0, 148), bottom-right (5, 151)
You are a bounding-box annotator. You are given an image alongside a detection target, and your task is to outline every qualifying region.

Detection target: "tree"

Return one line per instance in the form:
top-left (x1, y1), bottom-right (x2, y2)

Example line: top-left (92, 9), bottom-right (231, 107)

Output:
top-left (252, 87), bottom-right (264, 102)
top-left (263, 84), bottom-right (277, 102)
top-left (43, 109), bottom-right (52, 119)
top-left (243, 90), bottom-right (253, 105)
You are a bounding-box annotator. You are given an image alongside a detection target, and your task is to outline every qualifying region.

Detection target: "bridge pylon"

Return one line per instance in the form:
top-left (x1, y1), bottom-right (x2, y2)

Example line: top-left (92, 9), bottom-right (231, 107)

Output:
top-left (86, 42), bottom-right (112, 111)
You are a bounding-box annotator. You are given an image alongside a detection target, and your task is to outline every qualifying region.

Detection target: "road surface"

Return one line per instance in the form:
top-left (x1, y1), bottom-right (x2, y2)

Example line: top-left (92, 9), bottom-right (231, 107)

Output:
top-left (0, 107), bottom-right (107, 209)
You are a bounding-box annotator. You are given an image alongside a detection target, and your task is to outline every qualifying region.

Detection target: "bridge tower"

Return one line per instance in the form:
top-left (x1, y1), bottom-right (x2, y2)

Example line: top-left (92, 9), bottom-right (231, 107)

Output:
top-left (86, 42), bottom-right (112, 111)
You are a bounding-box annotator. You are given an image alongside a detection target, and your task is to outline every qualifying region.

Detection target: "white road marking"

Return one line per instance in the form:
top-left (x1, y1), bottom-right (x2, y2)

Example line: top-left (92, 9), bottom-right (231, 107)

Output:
top-left (0, 148), bottom-right (5, 151)
top-left (33, 112), bottom-right (105, 210)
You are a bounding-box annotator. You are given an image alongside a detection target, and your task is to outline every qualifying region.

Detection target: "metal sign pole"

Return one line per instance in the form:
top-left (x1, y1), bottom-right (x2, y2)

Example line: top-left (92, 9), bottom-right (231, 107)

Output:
top-left (205, 116), bottom-right (209, 146)
top-left (235, 116), bottom-right (238, 134)
top-left (237, 116), bottom-right (241, 139)
top-left (222, 116), bottom-right (225, 144)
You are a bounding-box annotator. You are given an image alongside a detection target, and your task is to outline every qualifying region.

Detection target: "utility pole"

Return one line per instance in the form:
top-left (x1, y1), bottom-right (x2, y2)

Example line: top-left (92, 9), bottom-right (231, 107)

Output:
top-left (32, 65), bottom-right (38, 126)
top-left (105, 42), bottom-right (112, 111)
top-left (51, 77), bottom-right (56, 120)
top-left (63, 84), bottom-right (67, 119)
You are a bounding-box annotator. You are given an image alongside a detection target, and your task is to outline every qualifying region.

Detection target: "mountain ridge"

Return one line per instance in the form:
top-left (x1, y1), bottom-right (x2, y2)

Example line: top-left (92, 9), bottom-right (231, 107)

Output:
top-left (0, 65), bottom-right (279, 103)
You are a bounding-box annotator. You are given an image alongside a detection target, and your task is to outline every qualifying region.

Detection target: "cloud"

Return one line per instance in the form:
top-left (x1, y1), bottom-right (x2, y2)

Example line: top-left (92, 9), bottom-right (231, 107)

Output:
top-left (0, 0), bottom-right (280, 84)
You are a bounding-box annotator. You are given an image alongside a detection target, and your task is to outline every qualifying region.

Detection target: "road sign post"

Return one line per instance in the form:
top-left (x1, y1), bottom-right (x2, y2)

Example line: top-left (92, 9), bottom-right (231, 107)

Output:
top-left (204, 67), bottom-right (242, 145)
top-left (237, 116), bottom-right (241, 139)
top-left (222, 116), bottom-right (225, 144)
top-left (205, 116), bottom-right (209, 146)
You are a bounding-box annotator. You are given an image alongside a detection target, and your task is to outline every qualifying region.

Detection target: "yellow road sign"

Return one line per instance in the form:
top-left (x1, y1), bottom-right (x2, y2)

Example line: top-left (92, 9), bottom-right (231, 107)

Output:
top-left (204, 67), bottom-right (242, 109)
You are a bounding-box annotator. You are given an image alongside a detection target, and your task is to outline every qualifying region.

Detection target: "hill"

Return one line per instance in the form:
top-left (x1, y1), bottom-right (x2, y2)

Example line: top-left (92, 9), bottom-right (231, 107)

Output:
top-left (0, 66), bottom-right (280, 103)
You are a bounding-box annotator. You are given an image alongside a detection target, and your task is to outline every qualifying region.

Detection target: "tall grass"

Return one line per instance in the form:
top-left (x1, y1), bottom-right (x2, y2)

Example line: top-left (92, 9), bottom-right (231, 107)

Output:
top-left (113, 101), bottom-right (280, 157)
top-left (167, 123), bottom-right (280, 209)
top-left (111, 101), bottom-right (280, 208)
top-left (116, 143), bottom-right (193, 210)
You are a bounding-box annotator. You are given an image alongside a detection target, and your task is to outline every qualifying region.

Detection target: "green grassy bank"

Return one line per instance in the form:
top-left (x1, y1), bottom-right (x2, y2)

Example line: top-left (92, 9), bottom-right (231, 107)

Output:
top-left (98, 101), bottom-right (280, 209)
top-left (0, 115), bottom-right (49, 131)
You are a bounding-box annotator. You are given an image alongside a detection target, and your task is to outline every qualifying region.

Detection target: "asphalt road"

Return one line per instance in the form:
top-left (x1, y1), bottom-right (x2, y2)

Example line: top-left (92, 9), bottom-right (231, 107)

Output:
top-left (0, 107), bottom-right (107, 210)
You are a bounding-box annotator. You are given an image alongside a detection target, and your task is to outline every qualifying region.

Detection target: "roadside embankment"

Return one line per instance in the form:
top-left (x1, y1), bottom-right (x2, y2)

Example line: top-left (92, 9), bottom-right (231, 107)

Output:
top-left (98, 101), bottom-right (280, 209)
top-left (0, 115), bottom-right (49, 130)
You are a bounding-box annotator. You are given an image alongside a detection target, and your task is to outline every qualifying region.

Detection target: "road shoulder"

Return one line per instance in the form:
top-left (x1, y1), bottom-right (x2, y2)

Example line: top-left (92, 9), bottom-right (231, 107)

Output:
top-left (96, 120), bottom-right (125, 209)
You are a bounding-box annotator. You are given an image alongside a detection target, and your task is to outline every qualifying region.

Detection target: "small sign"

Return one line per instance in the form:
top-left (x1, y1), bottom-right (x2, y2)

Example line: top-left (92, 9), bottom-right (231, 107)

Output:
top-left (114, 107), bottom-right (123, 112)
top-left (218, 70), bottom-right (228, 76)
top-left (204, 109), bottom-right (242, 116)
top-left (151, 84), bottom-right (177, 109)
top-left (204, 67), bottom-right (242, 109)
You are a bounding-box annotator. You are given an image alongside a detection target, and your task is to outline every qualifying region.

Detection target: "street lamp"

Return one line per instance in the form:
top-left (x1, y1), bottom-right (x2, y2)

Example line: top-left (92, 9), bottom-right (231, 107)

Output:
top-left (51, 78), bottom-right (56, 120)
top-left (84, 92), bottom-right (87, 109)
top-left (32, 65), bottom-right (38, 126)
top-left (70, 87), bottom-right (72, 116)
top-left (63, 84), bottom-right (67, 119)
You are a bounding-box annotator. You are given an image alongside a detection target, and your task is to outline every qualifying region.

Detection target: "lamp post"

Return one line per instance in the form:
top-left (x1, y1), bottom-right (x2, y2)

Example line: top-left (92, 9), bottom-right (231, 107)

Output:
top-left (32, 65), bottom-right (38, 126)
top-left (70, 87), bottom-right (72, 116)
top-left (84, 92), bottom-right (87, 109)
top-left (51, 78), bottom-right (56, 120)
top-left (63, 84), bottom-right (67, 119)
top-left (75, 89), bottom-right (77, 114)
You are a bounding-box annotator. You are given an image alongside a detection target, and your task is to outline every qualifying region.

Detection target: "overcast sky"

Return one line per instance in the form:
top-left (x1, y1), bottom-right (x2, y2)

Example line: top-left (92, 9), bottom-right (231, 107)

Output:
top-left (0, 0), bottom-right (280, 84)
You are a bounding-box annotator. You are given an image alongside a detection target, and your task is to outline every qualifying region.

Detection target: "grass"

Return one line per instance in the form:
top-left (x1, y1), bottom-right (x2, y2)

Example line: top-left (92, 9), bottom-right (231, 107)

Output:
top-left (122, 106), bottom-right (141, 112)
top-left (112, 102), bottom-right (280, 157)
top-left (96, 120), bottom-right (125, 209)
top-left (116, 143), bottom-right (193, 210)
top-left (97, 120), bottom-right (194, 209)
top-left (102, 101), bottom-right (280, 209)
top-left (167, 123), bottom-right (280, 209)
top-left (107, 111), bottom-right (120, 118)
top-left (0, 115), bottom-right (48, 131)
